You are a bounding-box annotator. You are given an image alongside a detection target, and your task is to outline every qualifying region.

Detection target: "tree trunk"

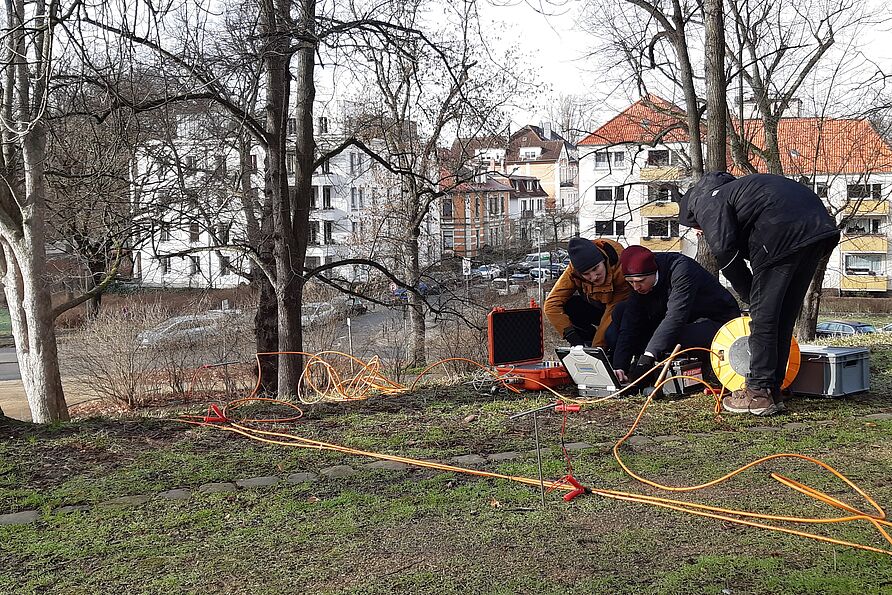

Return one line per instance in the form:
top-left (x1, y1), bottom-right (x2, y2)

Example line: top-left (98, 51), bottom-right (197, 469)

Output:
top-left (0, 124), bottom-right (68, 422)
top-left (699, 0), bottom-right (725, 278)
top-left (407, 232), bottom-right (425, 367)
top-left (795, 250), bottom-right (831, 342)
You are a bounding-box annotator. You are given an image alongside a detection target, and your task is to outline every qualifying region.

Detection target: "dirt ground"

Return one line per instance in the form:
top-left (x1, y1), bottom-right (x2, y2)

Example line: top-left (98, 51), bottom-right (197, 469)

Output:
top-left (0, 378), bottom-right (101, 422)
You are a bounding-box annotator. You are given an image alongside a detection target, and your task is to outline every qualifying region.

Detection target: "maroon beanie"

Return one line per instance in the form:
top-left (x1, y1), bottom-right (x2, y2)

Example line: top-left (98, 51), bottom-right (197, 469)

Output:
top-left (567, 237), bottom-right (605, 273)
top-left (621, 245), bottom-right (658, 278)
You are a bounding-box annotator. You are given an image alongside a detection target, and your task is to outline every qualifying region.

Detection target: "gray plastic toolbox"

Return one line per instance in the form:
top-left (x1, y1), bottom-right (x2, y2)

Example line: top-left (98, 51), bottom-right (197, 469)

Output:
top-left (789, 345), bottom-right (870, 397)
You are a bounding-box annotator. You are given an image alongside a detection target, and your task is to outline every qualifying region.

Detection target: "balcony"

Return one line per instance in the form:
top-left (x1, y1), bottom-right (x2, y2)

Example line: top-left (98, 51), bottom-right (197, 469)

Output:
top-left (639, 236), bottom-right (682, 251)
top-left (840, 274), bottom-right (888, 291)
top-left (841, 199), bottom-right (888, 216)
top-left (640, 202), bottom-right (680, 217)
top-left (839, 234), bottom-right (888, 252)
top-left (639, 166), bottom-right (684, 181)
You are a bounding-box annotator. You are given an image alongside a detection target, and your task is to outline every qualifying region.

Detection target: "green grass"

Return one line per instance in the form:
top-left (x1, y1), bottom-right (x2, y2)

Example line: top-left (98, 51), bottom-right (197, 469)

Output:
top-left (3, 360), bottom-right (892, 593)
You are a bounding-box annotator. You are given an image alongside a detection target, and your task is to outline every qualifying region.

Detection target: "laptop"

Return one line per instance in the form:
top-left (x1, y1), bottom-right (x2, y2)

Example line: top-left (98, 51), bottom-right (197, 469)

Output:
top-left (554, 345), bottom-right (625, 397)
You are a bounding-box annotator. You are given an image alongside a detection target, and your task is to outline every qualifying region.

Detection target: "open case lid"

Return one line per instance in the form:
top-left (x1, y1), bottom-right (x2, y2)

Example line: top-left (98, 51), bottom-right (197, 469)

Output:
top-left (487, 302), bottom-right (544, 366)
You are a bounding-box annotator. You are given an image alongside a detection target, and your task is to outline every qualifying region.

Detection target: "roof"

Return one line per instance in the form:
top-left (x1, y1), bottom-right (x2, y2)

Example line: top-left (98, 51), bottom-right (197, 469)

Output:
top-left (733, 118), bottom-right (892, 176)
top-left (580, 96), bottom-right (892, 175)
top-left (578, 95), bottom-right (690, 147)
top-left (506, 125), bottom-right (576, 163)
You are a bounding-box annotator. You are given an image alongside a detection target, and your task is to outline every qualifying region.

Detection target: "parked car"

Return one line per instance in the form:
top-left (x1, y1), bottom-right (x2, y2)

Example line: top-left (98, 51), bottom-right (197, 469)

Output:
top-left (882, 322), bottom-right (892, 332)
top-left (301, 302), bottom-right (337, 327)
top-left (509, 272), bottom-right (530, 285)
top-left (491, 278), bottom-right (521, 296)
top-left (473, 264), bottom-right (503, 280)
top-left (393, 280), bottom-right (444, 301)
top-left (514, 252), bottom-right (552, 271)
top-left (137, 310), bottom-right (241, 347)
top-left (529, 266), bottom-right (557, 280)
top-left (815, 321), bottom-right (877, 338)
top-left (336, 295), bottom-right (368, 317)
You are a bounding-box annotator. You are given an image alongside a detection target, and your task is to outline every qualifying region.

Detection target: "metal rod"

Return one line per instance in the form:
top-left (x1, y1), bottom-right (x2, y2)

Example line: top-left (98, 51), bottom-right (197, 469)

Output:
top-left (509, 401), bottom-right (557, 420)
top-left (533, 411), bottom-right (546, 508)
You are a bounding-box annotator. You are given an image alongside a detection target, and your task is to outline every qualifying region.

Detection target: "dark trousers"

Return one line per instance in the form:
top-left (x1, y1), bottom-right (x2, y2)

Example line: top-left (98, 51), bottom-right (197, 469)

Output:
top-left (747, 238), bottom-right (837, 390)
top-left (612, 299), bottom-right (724, 371)
top-left (563, 294), bottom-right (615, 347)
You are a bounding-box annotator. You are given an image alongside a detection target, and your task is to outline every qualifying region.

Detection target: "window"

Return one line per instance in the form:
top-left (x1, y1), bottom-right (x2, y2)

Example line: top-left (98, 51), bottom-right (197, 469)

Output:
top-left (184, 155), bottom-right (198, 169)
top-left (320, 158), bottom-right (331, 174)
top-left (323, 186), bottom-right (332, 209)
top-left (318, 116), bottom-right (329, 134)
top-left (443, 231), bottom-right (454, 250)
top-left (845, 217), bottom-right (881, 234)
top-left (214, 155), bottom-right (226, 175)
top-left (648, 184), bottom-right (671, 202)
top-left (324, 221), bottom-right (333, 244)
top-left (352, 221), bottom-right (359, 234)
top-left (159, 256), bottom-right (170, 274)
top-left (845, 254), bottom-right (884, 275)
top-left (305, 256), bottom-right (321, 269)
top-left (308, 221), bottom-right (319, 245)
top-left (594, 152), bottom-right (610, 169)
top-left (442, 198), bottom-right (453, 218)
top-left (286, 152), bottom-right (296, 174)
top-left (595, 187), bottom-right (623, 202)
top-left (358, 188), bottom-right (364, 209)
top-left (613, 152), bottom-right (625, 166)
top-left (847, 183), bottom-right (882, 199)
top-left (311, 186), bottom-right (318, 209)
top-left (217, 224), bottom-right (230, 244)
top-left (160, 225), bottom-right (171, 242)
top-left (249, 154), bottom-right (258, 172)
top-left (351, 187), bottom-right (357, 210)
top-left (595, 187), bottom-right (613, 202)
top-left (219, 255), bottom-right (232, 275)
top-left (647, 218), bottom-right (680, 237)
top-left (287, 117), bottom-right (297, 135)
top-left (189, 222), bottom-right (201, 243)
top-left (593, 221), bottom-right (626, 236)
top-left (349, 152), bottom-right (356, 174)
top-left (646, 149), bottom-right (670, 167)
top-left (816, 183), bottom-right (829, 198)
top-left (521, 148), bottom-right (538, 160)
top-left (189, 255), bottom-right (201, 275)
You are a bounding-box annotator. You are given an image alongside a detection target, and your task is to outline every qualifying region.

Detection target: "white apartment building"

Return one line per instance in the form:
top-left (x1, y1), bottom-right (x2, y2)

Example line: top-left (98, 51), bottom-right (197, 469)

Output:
top-left (578, 96), bottom-right (892, 295)
top-left (132, 104), bottom-right (440, 288)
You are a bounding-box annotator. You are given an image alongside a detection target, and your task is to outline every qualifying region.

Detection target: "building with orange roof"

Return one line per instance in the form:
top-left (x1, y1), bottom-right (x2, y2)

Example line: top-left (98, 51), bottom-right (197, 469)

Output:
top-left (577, 96), bottom-right (892, 294)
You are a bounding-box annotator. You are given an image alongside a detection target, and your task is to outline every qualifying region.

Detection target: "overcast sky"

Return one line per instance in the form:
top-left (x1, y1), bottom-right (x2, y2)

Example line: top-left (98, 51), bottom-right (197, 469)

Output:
top-left (477, 0), bottom-right (892, 132)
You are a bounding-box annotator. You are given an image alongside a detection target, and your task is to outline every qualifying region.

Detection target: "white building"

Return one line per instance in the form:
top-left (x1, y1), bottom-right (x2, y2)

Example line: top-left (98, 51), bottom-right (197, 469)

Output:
top-left (132, 104), bottom-right (440, 288)
top-left (577, 96), bottom-right (892, 295)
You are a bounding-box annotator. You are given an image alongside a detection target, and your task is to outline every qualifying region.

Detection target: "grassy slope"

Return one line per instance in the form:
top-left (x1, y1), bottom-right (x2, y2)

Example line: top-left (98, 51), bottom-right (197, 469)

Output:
top-left (2, 342), bottom-right (892, 594)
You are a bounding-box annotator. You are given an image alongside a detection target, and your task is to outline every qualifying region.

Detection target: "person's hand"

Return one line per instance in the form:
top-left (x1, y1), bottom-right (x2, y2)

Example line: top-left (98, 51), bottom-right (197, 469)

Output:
top-left (630, 354), bottom-right (656, 382)
top-left (614, 369), bottom-right (628, 383)
top-left (563, 327), bottom-right (586, 347)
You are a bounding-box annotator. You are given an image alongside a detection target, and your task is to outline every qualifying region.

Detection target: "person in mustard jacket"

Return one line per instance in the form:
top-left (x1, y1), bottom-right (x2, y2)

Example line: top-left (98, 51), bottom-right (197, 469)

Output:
top-left (544, 236), bottom-right (630, 350)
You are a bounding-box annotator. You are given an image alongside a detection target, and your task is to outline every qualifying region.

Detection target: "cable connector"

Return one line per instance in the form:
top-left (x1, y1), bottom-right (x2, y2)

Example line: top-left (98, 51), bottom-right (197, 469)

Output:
top-left (562, 474), bottom-right (590, 502)
top-left (203, 403), bottom-right (228, 423)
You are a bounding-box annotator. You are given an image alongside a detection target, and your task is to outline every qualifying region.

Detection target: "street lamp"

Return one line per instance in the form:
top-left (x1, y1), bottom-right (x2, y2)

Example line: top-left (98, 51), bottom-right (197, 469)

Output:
top-left (535, 225), bottom-right (543, 306)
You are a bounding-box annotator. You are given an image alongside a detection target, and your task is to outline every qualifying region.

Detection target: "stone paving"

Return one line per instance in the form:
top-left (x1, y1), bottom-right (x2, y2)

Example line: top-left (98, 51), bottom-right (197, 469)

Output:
top-left (1, 411), bottom-right (889, 526)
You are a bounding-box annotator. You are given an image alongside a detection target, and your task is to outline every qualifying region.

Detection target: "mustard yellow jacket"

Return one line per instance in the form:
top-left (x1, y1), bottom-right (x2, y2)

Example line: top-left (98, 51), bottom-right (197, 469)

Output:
top-left (543, 238), bottom-right (630, 347)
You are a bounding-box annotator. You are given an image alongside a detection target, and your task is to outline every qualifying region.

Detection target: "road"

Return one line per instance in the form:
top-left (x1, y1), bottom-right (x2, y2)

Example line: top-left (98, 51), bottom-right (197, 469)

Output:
top-left (0, 347), bottom-right (19, 381)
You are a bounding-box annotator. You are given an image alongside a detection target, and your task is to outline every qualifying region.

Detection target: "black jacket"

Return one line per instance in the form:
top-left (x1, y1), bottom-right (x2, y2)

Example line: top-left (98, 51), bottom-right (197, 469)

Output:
top-left (612, 252), bottom-right (740, 370)
top-left (680, 173), bottom-right (839, 301)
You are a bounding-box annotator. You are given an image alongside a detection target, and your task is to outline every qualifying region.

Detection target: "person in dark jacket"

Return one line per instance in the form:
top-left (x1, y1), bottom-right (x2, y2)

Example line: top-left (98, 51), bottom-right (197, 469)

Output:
top-left (679, 172), bottom-right (840, 416)
top-left (611, 246), bottom-right (740, 385)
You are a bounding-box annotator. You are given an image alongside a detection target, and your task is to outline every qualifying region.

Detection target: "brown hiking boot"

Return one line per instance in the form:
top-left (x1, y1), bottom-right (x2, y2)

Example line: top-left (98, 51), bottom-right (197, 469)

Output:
top-left (722, 386), bottom-right (779, 416)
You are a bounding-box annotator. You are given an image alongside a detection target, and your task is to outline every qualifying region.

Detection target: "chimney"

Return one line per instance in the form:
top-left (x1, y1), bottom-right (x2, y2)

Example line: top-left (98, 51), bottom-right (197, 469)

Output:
top-left (542, 121), bottom-right (552, 139)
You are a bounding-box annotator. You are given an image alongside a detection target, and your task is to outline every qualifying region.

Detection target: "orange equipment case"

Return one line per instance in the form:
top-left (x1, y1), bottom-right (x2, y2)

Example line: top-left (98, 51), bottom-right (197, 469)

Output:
top-left (487, 301), bottom-right (571, 391)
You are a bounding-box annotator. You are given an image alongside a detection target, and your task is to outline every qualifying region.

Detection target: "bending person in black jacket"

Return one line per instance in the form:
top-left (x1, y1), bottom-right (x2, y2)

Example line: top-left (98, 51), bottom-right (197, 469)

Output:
top-left (680, 172), bottom-right (840, 416)
top-left (611, 246), bottom-right (740, 385)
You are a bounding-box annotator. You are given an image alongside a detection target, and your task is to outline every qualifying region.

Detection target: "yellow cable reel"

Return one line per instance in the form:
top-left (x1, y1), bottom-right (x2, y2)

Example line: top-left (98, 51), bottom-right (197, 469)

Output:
top-left (710, 316), bottom-right (800, 391)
